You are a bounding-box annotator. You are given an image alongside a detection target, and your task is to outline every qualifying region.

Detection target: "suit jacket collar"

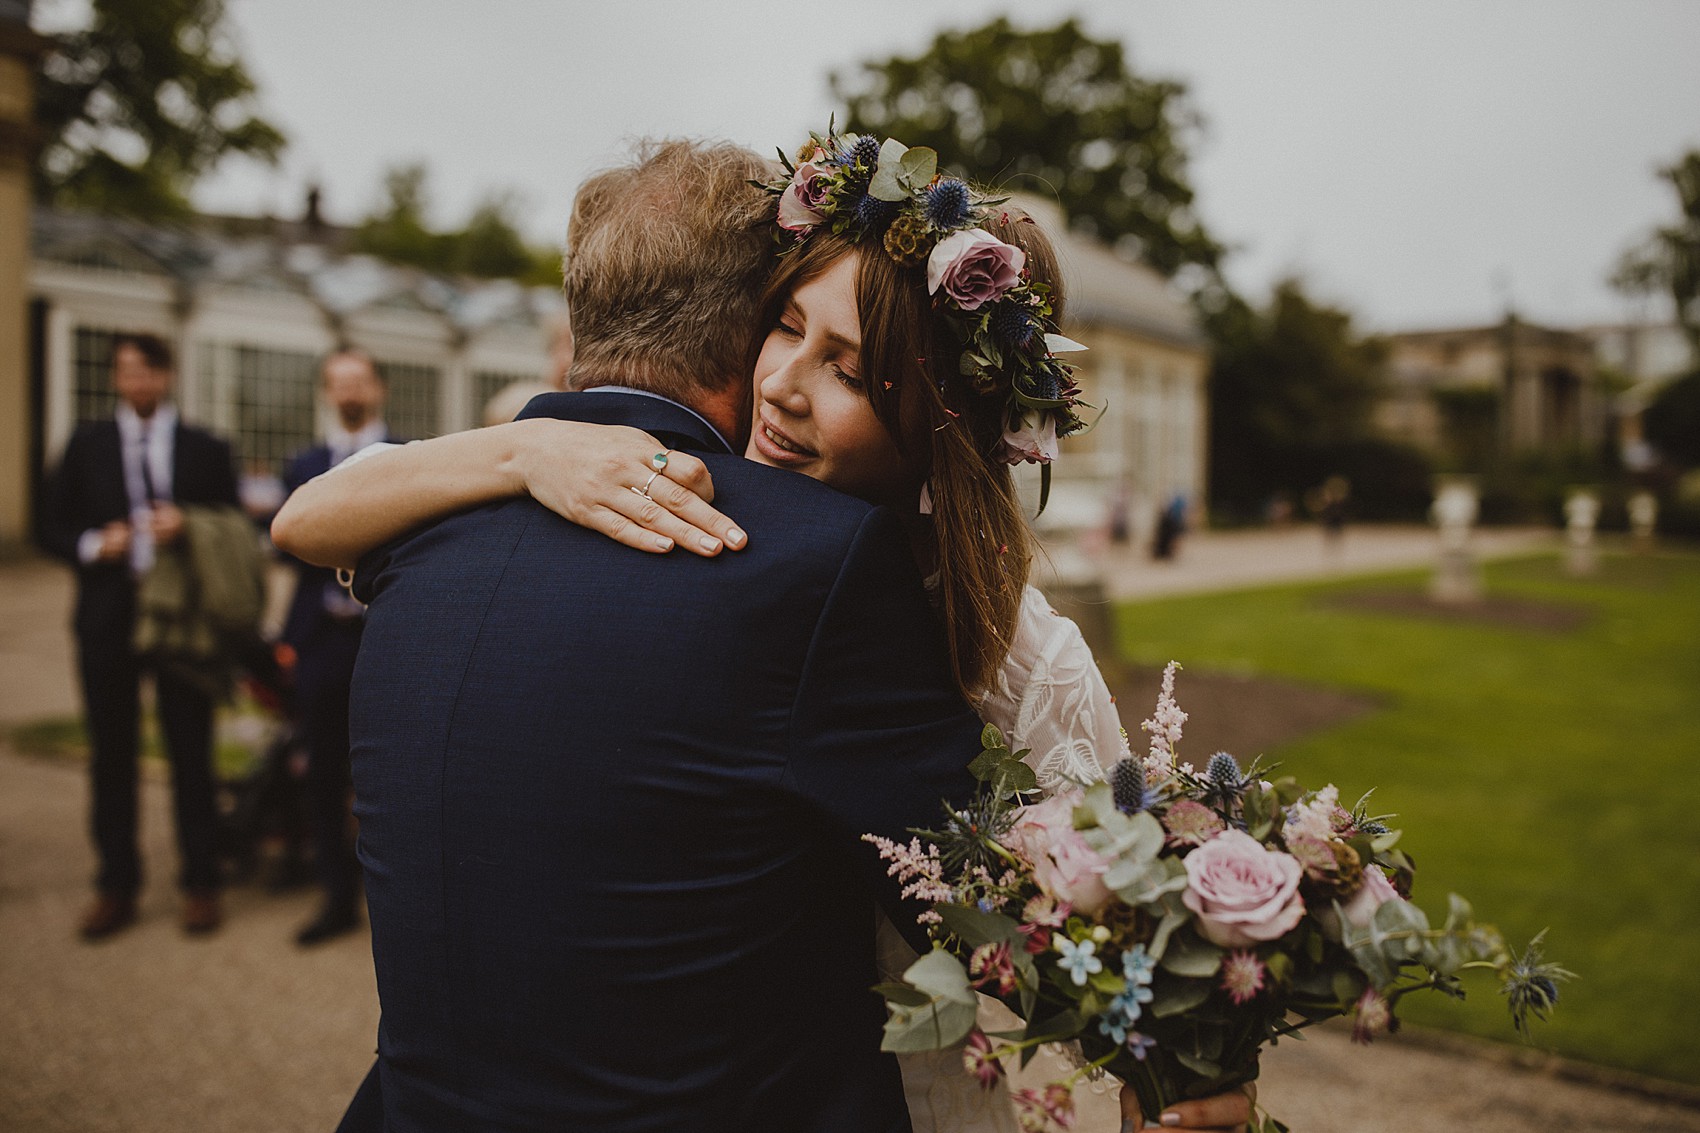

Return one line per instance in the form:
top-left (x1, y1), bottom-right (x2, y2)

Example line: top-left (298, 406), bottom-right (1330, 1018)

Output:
top-left (515, 390), bottom-right (736, 456)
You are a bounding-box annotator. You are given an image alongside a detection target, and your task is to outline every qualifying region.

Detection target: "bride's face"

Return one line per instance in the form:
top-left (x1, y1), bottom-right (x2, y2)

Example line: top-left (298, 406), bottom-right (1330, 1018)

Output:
top-left (747, 252), bottom-right (911, 504)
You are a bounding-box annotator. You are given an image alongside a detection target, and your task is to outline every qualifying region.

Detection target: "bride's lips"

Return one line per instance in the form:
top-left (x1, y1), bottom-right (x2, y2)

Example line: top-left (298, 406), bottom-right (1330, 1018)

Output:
top-left (752, 416), bottom-right (817, 466)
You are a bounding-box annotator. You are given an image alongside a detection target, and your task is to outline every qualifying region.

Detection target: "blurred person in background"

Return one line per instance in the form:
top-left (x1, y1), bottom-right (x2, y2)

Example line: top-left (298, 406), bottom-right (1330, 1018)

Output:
top-left (481, 308), bottom-right (574, 426)
top-left (41, 332), bottom-right (241, 939)
top-left (279, 348), bottom-right (401, 945)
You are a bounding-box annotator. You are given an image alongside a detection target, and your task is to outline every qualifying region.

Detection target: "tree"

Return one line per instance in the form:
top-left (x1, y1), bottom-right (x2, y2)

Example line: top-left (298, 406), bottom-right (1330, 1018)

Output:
top-left (352, 163), bottom-right (559, 284)
top-left (351, 163), bottom-right (451, 271)
top-left (833, 17), bottom-right (1222, 278)
top-left (34, 0), bottom-right (286, 218)
top-left (1642, 369), bottom-right (1700, 468)
top-left (1613, 149), bottom-right (1700, 361)
top-left (1207, 281), bottom-right (1404, 518)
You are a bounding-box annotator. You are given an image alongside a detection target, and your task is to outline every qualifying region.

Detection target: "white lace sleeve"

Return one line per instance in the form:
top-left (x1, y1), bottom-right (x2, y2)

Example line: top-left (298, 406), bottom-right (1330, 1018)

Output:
top-left (978, 584), bottom-right (1129, 794)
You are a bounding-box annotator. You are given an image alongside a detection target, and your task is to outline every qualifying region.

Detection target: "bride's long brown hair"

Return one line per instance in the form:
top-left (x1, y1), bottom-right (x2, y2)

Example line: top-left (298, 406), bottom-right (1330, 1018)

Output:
top-left (756, 207), bottom-right (1066, 700)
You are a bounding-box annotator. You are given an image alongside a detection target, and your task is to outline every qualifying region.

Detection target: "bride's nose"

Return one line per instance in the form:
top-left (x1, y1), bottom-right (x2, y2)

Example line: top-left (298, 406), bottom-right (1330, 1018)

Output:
top-left (759, 356), bottom-right (810, 417)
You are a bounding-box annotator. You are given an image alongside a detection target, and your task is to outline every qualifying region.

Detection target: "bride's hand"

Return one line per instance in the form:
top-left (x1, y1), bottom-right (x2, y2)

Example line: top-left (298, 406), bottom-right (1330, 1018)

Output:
top-left (513, 420), bottom-right (747, 557)
top-left (1118, 1082), bottom-right (1253, 1131)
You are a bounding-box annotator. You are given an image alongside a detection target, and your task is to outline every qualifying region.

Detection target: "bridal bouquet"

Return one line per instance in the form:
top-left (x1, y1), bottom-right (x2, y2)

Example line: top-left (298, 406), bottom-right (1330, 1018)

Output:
top-left (866, 664), bottom-right (1570, 1133)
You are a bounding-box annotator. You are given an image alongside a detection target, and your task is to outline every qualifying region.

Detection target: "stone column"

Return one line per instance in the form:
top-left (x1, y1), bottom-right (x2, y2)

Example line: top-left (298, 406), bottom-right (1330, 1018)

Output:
top-left (0, 3), bottom-right (43, 557)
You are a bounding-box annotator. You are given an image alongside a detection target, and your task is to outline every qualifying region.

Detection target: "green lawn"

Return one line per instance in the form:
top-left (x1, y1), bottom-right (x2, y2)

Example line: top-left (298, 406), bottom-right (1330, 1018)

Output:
top-left (1113, 549), bottom-right (1700, 1085)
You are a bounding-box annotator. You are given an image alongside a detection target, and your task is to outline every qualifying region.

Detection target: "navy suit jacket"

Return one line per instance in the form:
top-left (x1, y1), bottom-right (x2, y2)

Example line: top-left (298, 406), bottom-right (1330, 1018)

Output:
top-left (345, 391), bottom-right (982, 1133)
top-left (40, 417), bottom-right (239, 651)
top-left (280, 435), bottom-right (403, 665)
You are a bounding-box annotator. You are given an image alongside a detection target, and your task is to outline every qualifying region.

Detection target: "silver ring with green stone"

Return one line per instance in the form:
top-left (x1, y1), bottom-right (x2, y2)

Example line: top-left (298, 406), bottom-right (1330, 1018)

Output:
top-left (649, 451), bottom-right (670, 471)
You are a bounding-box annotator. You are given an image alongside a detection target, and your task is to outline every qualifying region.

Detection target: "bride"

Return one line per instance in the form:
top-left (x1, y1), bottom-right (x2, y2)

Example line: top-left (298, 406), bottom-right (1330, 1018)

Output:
top-left (274, 130), bottom-right (1250, 1133)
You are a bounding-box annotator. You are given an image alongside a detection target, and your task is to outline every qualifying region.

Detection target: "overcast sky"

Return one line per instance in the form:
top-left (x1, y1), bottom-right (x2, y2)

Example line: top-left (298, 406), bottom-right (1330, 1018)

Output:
top-left (34, 0), bottom-right (1700, 332)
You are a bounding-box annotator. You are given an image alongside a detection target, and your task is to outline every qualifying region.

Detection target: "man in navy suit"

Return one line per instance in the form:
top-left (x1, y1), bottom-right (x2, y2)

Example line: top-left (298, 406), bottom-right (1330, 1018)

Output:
top-left (41, 332), bottom-right (241, 938)
top-left (280, 349), bottom-right (400, 946)
top-left (336, 141), bottom-right (982, 1132)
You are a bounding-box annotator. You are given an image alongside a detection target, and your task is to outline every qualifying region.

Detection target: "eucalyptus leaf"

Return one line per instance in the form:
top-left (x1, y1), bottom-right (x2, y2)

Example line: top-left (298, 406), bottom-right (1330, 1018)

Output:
top-left (936, 904), bottom-right (1021, 949)
top-left (880, 998), bottom-right (979, 1052)
top-left (999, 760), bottom-right (1038, 795)
top-left (872, 982), bottom-right (933, 1008)
top-left (1160, 932), bottom-right (1225, 978)
top-left (981, 723), bottom-right (1005, 750)
top-left (1022, 1008), bottom-right (1085, 1047)
top-left (868, 139), bottom-right (911, 201)
top-left (903, 949), bottom-right (976, 1006)
top-left (967, 750), bottom-right (1007, 781)
top-left (1444, 893), bottom-right (1473, 934)
top-left (899, 146), bottom-right (938, 187)
top-left (1151, 977), bottom-right (1213, 1019)
top-left (1148, 905), bottom-right (1189, 961)
top-left (1171, 1050), bottom-right (1222, 1077)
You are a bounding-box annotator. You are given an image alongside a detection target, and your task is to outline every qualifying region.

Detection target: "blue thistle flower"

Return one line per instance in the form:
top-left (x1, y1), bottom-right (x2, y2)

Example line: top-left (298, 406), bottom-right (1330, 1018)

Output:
top-left (1110, 758), bottom-right (1155, 814)
top-left (992, 303), bottom-right (1040, 350)
top-left (1207, 752), bottom-right (1242, 786)
top-left (850, 135), bottom-right (881, 168)
top-left (926, 179), bottom-right (972, 227)
top-left (853, 193), bottom-right (898, 230)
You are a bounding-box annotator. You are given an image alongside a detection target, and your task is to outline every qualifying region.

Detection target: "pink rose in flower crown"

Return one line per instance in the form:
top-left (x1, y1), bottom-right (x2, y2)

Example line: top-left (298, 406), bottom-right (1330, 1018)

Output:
top-left (1008, 790), bottom-right (1113, 916)
top-left (777, 161), bottom-right (831, 233)
top-left (926, 228), bottom-right (1026, 311)
top-left (1181, 829), bottom-right (1305, 948)
top-left (998, 414), bottom-right (1059, 466)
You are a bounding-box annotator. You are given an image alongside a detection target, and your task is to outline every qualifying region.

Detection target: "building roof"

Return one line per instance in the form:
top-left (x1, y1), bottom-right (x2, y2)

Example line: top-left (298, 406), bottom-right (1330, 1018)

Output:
top-left (30, 207), bottom-right (565, 334)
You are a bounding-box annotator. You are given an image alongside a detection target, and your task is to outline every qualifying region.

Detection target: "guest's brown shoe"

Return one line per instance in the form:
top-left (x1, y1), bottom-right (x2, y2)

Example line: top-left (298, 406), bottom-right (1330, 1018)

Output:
top-left (78, 893), bottom-right (137, 941)
top-left (181, 890), bottom-right (222, 935)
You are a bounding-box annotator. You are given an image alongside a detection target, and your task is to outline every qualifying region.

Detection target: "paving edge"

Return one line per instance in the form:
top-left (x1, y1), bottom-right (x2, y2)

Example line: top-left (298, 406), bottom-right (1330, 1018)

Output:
top-left (1382, 1021), bottom-right (1700, 1108)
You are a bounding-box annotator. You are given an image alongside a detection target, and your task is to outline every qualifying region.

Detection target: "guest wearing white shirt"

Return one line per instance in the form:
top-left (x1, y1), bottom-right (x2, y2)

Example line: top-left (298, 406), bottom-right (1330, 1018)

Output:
top-left (41, 333), bottom-right (240, 939)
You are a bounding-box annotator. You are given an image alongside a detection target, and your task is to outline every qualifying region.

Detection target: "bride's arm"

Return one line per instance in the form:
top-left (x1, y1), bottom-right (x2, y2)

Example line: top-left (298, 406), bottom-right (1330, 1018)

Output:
top-left (270, 419), bottom-right (746, 570)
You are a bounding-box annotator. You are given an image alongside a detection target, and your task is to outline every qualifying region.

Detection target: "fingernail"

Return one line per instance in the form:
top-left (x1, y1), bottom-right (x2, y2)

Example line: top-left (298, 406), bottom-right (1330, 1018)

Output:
top-left (1119, 1121), bottom-right (1136, 1133)
top-left (655, 535), bottom-right (673, 551)
top-left (726, 528), bottom-right (746, 548)
top-left (699, 535), bottom-right (721, 552)
top-left (1160, 1114), bottom-right (1182, 1127)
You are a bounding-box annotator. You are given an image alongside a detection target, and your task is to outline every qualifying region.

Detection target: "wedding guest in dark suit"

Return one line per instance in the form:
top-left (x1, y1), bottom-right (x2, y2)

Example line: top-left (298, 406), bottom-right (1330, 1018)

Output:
top-left (41, 332), bottom-right (240, 938)
top-left (280, 349), bottom-right (399, 946)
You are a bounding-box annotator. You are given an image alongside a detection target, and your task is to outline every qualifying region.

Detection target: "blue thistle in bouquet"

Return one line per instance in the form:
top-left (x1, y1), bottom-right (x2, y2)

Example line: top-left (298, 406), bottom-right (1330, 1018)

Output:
top-left (1111, 758), bottom-right (1157, 815)
top-left (865, 661), bottom-right (1572, 1133)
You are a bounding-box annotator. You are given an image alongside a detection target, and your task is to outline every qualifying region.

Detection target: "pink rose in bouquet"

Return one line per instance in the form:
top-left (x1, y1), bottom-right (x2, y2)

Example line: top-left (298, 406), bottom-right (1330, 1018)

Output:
top-left (1008, 790), bottom-right (1113, 916)
top-left (777, 161), bottom-right (831, 233)
top-left (1181, 828), bottom-right (1305, 948)
top-left (1317, 862), bottom-right (1402, 940)
top-left (926, 228), bottom-right (1025, 311)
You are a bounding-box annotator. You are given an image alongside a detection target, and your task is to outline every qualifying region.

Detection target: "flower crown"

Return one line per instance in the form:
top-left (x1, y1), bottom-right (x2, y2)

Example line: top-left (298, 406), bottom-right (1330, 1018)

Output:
top-left (756, 125), bottom-right (1092, 469)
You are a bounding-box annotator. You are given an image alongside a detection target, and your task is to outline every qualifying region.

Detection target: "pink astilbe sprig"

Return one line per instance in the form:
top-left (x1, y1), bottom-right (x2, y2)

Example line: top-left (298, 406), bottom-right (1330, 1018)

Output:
top-left (861, 835), bottom-right (954, 907)
top-left (1012, 1083), bottom-right (1077, 1132)
top-left (1140, 661), bottom-right (1189, 776)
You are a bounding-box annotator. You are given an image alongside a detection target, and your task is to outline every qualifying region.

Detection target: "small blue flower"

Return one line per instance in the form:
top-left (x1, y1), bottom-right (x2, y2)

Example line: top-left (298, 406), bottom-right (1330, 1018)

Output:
top-left (1125, 1032), bottom-right (1159, 1061)
top-left (1098, 1015), bottom-right (1130, 1045)
top-left (1122, 945), bottom-right (1158, 986)
top-left (977, 897), bottom-right (996, 914)
top-left (1055, 938), bottom-right (1104, 986)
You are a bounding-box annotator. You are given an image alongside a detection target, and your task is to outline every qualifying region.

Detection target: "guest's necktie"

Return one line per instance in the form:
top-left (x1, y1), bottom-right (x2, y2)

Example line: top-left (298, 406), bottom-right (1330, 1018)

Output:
top-left (137, 421), bottom-right (159, 502)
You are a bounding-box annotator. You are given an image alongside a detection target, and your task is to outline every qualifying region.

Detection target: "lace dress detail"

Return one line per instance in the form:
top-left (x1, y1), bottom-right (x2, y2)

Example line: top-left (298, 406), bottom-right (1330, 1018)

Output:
top-left (978, 583), bottom-right (1128, 790)
top-left (889, 583), bottom-right (1129, 1131)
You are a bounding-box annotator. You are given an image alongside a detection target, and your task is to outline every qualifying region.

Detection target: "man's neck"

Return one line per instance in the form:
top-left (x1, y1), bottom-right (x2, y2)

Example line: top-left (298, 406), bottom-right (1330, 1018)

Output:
top-left (575, 377), bottom-right (745, 451)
